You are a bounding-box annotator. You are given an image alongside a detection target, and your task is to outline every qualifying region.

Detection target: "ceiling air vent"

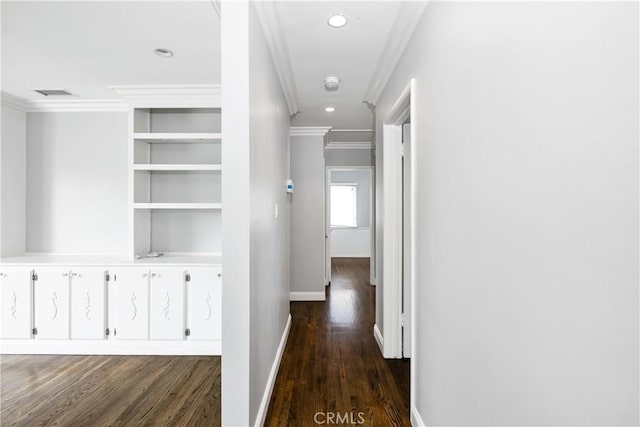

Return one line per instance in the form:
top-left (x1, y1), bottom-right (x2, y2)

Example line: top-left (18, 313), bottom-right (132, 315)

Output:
top-left (33, 89), bottom-right (75, 97)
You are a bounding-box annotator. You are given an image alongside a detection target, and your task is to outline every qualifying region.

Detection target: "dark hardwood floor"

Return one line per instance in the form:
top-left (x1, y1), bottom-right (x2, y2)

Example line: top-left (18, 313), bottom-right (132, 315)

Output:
top-left (265, 257), bottom-right (410, 426)
top-left (0, 355), bottom-right (220, 426)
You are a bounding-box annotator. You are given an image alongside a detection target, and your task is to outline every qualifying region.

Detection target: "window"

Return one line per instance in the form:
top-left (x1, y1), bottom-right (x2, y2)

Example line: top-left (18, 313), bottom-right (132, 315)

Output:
top-left (330, 184), bottom-right (358, 227)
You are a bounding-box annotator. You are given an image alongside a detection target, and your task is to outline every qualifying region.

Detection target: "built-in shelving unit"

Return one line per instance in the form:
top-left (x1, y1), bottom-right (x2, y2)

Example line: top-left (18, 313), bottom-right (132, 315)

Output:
top-left (131, 106), bottom-right (222, 259)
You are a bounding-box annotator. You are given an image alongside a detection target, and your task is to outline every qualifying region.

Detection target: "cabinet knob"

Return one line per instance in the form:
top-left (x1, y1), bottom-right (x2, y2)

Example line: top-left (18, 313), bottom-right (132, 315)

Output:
top-left (62, 273), bottom-right (69, 277)
top-left (142, 273), bottom-right (148, 278)
top-left (217, 273), bottom-right (222, 278)
top-left (0, 272), bottom-right (5, 277)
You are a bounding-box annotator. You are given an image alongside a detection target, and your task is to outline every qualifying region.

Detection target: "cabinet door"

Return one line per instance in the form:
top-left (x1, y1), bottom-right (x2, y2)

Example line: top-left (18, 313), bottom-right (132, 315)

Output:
top-left (149, 269), bottom-right (185, 340)
top-left (34, 268), bottom-right (71, 339)
top-left (70, 269), bottom-right (107, 340)
top-left (0, 268), bottom-right (33, 339)
top-left (187, 267), bottom-right (221, 341)
top-left (113, 268), bottom-right (149, 340)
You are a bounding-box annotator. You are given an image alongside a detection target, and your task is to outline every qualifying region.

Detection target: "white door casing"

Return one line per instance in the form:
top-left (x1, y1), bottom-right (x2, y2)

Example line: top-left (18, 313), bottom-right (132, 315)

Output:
top-left (0, 267), bottom-right (33, 339)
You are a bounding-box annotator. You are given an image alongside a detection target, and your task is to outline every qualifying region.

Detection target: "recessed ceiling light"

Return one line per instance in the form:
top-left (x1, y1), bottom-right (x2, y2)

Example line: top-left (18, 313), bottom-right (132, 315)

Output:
top-left (154, 48), bottom-right (174, 58)
top-left (327, 14), bottom-right (347, 28)
top-left (325, 107), bottom-right (336, 112)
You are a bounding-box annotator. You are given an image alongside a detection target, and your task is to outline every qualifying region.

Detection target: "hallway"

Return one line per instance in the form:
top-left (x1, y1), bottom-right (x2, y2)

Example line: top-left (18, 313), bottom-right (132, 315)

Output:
top-left (265, 258), bottom-right (410, 426)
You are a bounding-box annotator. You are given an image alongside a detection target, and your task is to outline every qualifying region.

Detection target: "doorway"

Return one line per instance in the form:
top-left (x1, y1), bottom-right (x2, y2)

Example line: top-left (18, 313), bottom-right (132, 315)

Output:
top-left (325, 167), bottom-right (375, 286)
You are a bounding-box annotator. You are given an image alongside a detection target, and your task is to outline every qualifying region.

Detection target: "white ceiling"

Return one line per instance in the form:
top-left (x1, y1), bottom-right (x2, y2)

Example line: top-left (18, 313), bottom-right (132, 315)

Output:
top-left (1, 1), bottom-right (220, 101)
top-left (277, 1), bottom-right (402, 130)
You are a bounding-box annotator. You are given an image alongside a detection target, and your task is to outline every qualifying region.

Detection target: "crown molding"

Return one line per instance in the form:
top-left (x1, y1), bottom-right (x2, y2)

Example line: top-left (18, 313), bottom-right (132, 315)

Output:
top-left (253, 2), bottom-right (299, 116)
top-left (325, 141), bottom-right (374, 150)
top-left (109, 84), bottom-right (220, 105)
top-left (27, 99), bottom-right (129, 113)
top-left (1, 92), bottom-right (27, 111)
top-left (362, 1), bottom-right (429, 105)
top-left (290, 126), bottom-right (332, 137)
top-left (1, 92), bottom-right (128, 112)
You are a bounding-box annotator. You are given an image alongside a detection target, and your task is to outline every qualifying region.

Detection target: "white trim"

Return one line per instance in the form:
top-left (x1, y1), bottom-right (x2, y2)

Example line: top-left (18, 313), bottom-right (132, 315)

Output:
top-left (253, 2), bottom-right (299, 116)
top-left (362, 2), bottom-right (428, 105)
top-left (1, 92), bottom-right (27, 111)
top-left (254, 314), bottom-right (292, 427)
top-left (109, 84), bottom-right (221, 106)
top-left (1, 93), bottom-right (128, 112)
top-left (110, 84), bottom-right (220, 98)
top-left (373, 324), bottom-right (384, 355)
top-left (330, 129), bottom-right (373, 132)
top-left (289, 291), bottom-right (325, 301)
top-left (325, 141), bottom-right (374, 150)
top-left (381, 80), bottom-right (414, 360)
top-left (0, 340), bottom-right (221, 355)
top-left (26, 99), bottom-right (129, 113)
top-left (411, 407), bottom-right (425, 427)
top-left (290, 126), bottom-right (332, 137)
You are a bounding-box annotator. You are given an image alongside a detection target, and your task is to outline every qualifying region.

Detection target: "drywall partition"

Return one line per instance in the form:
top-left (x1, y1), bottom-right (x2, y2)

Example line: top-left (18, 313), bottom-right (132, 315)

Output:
top-left (290, 128), bottom-right (329, 300)
top-left (221, 2), bottom-right (292, 425)
top-left (376, 2), bottom-right (639, 425)
top-left (0, 104), bottom-right (26, 257)
top-left (248, 2), bottom-right (291, 425)
top-left (221, 2), bottom-right (252, 426)
top-left (26, 112), bottom-right (128, 254)
top-left (324, 147), bottom-right (373, 167)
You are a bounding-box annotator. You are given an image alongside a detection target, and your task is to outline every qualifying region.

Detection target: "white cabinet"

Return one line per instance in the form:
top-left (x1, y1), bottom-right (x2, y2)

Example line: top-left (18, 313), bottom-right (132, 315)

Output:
top-left (34, 268), bottom-right (70, 339)
top-left (0, 267), bottom-right (33, 339)
top-left (187, 267), bottom-right (221, 341)
top-left (70, 269), bottom-right (107, 340)
top-left (149, 269), bottom-right (185, 340)
top-left (113, 268), bottom-right (149, 340)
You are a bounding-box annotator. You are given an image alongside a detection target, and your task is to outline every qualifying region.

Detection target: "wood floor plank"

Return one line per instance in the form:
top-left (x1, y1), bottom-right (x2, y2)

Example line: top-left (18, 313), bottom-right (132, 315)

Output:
top-left (0, 355), bottom-right (221, 426)
top-left (265, 257), bottom-right (410, 426)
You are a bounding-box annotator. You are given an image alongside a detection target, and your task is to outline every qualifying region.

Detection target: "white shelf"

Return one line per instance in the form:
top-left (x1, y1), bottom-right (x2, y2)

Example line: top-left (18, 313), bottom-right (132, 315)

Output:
top-left (133, 164), bottom-right (222, 171)
top-left (133, 133), bottom-right (222, 143)
top-left (133, 203), bottom-right (222, 210)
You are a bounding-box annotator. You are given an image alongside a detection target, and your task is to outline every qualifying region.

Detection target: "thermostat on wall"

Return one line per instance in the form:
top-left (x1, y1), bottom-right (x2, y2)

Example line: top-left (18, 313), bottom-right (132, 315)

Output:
top-left (286, 179), bottom-right (294, 193)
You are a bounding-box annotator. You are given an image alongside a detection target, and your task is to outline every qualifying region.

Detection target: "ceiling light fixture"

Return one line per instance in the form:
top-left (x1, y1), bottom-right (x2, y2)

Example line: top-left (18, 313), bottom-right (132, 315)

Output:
top-left (327, 14), bottom-right (347, 28)
top-left (325, 107), bottom-right (336, 112)
top-left (154, 48), bottom-right (174, 58)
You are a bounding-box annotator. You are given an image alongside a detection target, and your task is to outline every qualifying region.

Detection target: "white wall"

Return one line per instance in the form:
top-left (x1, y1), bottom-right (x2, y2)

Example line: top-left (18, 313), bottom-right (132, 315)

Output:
top-left (221, 2), bottom-right (291, 425)
top-left (324, 147), bottom-right (373, 167)
top-left (26, 112), bottom-right (128, 254)
top-left (248, 2), bottom-right (291, 425)
top-left (0, 105), bottom-right (26, 257)
top-left (290, 132), bottom-right (326, 295)
top-left (377, 2), bottom-right (639, 425)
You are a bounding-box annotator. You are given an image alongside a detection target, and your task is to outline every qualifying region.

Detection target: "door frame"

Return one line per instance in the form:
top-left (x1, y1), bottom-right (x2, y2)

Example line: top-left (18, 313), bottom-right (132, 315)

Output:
top-left (325, 165), bottom-right (375, 285)
top-left (380, 79), bottom-right (415, 361)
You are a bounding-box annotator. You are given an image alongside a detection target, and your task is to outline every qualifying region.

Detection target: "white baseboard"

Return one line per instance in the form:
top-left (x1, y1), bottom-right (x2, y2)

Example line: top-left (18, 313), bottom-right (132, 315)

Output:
top-left (411, 406), bottom-right (425, 426)
top-left (254, 314), bottom-right (292, 427)
top-left (290, 291), bottom-right (325, 301)
top-left (373, 324), bottom-right (384, 354)
top-left (0, 340), bottom-right (221, 356)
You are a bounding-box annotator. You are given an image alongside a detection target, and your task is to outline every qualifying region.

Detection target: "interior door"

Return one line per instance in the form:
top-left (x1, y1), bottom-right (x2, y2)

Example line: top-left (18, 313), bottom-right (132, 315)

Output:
top-left (113, 268), bottom-right (149, 340)
top-left (187, 267), bottom-right (221, 340)
top-left (34, 268), bottom-right (71, 339)
top-left (402, 122), bottom-right (412, 358)
top-left (149, 269), bottom-right (185, 340)
top-left (70, 269), bottom-right (107, 340)
top-left (0, 267), bottom-right (33, 339)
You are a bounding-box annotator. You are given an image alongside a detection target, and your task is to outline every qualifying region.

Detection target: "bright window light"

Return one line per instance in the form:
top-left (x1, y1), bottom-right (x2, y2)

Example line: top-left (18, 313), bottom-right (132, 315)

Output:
top-left (331, 184), bottom-right (357, 227)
